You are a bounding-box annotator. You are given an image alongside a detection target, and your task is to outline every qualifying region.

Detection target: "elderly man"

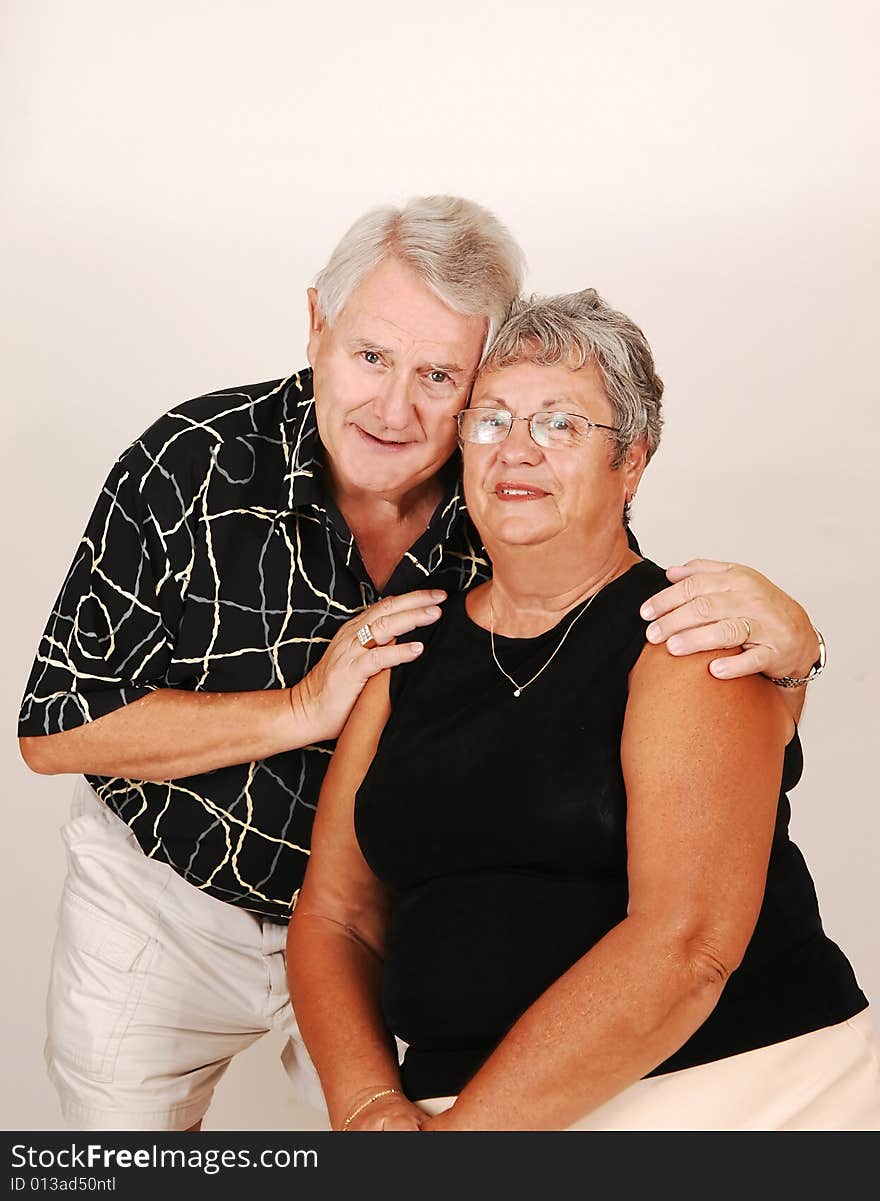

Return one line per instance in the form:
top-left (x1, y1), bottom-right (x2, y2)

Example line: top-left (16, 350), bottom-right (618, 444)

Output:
top-left (18, 196), bottom-right (823, 1132)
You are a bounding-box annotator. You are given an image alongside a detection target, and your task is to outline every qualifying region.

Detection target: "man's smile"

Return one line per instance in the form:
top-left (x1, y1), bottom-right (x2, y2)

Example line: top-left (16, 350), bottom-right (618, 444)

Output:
top-left (354, 424), bottom-right (419, 451)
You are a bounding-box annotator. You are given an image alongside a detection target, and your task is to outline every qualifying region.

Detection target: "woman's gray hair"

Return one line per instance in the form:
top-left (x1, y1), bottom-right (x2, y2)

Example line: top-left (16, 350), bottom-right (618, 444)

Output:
top-left (314, 196), bottom-right (525, 352)
top-left (482, 289), bottom-right (664, 467)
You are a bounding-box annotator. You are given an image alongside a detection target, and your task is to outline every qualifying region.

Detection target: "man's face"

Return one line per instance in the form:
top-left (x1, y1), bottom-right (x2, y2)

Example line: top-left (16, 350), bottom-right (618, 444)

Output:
top-left (307, 256), bottom-right (488, 499)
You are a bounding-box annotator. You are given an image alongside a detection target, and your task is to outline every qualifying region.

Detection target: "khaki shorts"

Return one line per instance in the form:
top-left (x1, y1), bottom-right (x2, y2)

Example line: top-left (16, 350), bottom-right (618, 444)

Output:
top-left (46, 778), bottom-right (325, 1131)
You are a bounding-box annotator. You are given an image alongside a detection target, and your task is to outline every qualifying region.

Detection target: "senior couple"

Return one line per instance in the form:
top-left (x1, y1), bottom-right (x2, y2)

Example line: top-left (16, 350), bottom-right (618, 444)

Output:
top-left (20, 197), bottom-right (878, 1131)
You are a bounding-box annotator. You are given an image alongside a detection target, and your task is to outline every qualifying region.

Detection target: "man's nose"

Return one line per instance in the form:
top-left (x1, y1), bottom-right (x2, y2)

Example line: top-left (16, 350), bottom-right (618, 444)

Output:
top-left (499, 417), bottom-right (543, 466)
top-left (372, 373), bottom-right (416, 431)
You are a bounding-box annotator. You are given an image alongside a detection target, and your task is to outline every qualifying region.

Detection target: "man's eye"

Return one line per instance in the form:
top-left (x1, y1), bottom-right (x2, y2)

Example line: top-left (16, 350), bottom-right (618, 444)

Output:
top-left (428, 370), bottom-right (452, 384)
top-left (361, 351), bottom-right (382, 365)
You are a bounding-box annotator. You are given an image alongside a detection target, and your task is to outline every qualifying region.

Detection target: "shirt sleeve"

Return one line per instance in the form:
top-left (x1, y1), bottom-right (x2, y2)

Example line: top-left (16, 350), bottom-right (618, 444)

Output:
top-left (18, 440), bottom-right (183, 737)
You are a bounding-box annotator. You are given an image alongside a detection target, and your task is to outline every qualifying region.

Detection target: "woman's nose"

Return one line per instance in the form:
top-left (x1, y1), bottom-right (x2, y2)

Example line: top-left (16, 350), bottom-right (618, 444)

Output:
top-left (499, 417), bottom-right (543, 465)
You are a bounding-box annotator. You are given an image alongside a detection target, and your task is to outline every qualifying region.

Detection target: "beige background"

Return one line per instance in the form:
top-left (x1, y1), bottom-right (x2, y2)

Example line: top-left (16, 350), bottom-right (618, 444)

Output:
top-left (3, 1), bottom-right (878, 1130)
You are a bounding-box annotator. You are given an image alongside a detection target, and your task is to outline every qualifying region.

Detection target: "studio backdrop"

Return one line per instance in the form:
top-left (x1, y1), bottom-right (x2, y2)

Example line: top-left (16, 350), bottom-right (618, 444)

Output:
top-left (3, 0), bottom-right (878, 1130)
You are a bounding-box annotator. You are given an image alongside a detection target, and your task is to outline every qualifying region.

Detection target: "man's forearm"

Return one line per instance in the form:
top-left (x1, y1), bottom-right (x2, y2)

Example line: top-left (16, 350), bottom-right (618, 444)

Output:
top-left (771, 629), bottom-right (820, 725)
top-left (18, 682), bottom-right (318, 780)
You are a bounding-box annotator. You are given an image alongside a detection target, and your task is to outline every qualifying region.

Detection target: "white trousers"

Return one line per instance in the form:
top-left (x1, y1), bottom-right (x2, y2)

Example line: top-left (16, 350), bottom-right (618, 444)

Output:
top-left (46, 778), bottom-right (325, 1130)
top-left (417, 1007), bottom-right (880, 1130)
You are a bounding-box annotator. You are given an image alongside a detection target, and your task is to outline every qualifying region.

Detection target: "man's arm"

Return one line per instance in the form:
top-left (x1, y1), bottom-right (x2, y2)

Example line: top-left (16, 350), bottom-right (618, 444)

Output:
top-left (20, 686), bottom-right (306, 780)
top-left (18, 434), bottom-right (444, 781)
top-left (640, 559), bottom-right (821, 723)
top-left (18, 591), bottom-right (443, 780)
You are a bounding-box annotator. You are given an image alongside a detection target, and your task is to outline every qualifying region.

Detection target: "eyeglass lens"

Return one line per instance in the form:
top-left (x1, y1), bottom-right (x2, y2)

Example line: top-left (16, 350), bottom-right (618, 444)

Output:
top-left (459, 409), bottom-right (591, 449)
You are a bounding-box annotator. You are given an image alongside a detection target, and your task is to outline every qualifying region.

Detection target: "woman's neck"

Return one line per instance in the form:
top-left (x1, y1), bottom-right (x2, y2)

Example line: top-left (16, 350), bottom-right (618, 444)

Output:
top-left (479, 533), bottom-right (639, 638)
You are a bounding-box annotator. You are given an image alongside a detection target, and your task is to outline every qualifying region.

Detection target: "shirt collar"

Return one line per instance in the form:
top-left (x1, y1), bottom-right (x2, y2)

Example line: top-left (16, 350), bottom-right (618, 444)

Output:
top-left (278, 368), bottom-right (325, 511)
top-left (432, 454), bottom-right (468, 542)
top-left (363, 456), bottom-right (472, 595)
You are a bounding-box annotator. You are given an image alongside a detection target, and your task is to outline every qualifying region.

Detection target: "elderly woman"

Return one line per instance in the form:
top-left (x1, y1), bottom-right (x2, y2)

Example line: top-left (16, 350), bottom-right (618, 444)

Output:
top-left (287, 291), bottom-right (878, 1131)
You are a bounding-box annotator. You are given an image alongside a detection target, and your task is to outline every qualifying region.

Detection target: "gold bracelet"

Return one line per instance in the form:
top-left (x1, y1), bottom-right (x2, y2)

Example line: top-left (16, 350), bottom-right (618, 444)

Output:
top-left (341, 1088), bottom-right (400, 1131)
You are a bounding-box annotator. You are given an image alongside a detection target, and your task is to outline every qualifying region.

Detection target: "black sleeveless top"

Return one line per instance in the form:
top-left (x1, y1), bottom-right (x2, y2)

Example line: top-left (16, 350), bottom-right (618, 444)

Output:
top-left (355, 559), bottom-right (867, 1102)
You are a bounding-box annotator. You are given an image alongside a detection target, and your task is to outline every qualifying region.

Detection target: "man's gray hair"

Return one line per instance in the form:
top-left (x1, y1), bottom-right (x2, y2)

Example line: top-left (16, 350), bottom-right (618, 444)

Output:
top-left (483, 289), bottom-right (664, 467)
top-left (314, 196), bottom-right (525, 351)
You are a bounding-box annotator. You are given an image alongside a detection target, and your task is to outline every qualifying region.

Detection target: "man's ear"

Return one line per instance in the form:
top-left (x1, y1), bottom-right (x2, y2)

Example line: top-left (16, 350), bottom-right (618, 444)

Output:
top-left (307, 288), bottom-right (325, 334)
top-left (306, 288), bottom-right (326, 367)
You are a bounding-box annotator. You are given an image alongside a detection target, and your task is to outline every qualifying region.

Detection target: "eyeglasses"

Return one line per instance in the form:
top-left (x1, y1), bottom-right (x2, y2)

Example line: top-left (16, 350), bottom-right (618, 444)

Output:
top-left (455, 408), bottom-right (620, 450)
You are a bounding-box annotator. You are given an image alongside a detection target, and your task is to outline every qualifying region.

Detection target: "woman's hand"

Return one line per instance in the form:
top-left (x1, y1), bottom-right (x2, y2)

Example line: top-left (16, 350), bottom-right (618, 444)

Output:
top-left (418, 1111), bottom-right (458, 1132)
top-left (341, 1089), bottom-right (427, 1131)
top-left (293, 590), bottom-right (446, 743)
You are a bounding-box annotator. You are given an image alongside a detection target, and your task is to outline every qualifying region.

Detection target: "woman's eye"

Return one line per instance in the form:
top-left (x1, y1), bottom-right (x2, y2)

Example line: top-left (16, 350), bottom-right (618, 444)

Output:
top-left (361, 351), bottom-right (381, 365)
top-left (548, 413), bottom-right (572, 430)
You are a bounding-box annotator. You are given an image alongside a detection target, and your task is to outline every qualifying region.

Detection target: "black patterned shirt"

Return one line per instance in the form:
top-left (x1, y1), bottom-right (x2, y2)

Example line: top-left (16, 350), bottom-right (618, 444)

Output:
top-left (19, 370), bottom-right (490, 918)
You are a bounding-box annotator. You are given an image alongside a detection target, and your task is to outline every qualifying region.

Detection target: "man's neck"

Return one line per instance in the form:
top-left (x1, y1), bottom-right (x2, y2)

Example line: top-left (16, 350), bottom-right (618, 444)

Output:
top-left (325, 466), bottom-right (447, 592)
top-left (331, 477), bottom-right (443, 532)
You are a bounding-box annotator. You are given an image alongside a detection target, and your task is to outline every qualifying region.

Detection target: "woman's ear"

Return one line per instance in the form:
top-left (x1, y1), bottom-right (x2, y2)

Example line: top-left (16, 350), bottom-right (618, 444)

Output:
top-left (623, 438), bottom-right (648, 502)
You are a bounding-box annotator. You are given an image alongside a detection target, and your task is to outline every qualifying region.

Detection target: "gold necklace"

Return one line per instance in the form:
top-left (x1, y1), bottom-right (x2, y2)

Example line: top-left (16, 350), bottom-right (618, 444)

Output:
top-left (488, 584), bottom-right (608, 698)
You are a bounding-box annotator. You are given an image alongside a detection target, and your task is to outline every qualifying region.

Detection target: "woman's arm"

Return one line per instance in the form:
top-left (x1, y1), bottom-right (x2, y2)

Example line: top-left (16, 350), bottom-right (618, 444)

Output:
top-left (287, 670), bottom-right (424, 1131)
top-left (425, 644), bottom-right (793, 1131)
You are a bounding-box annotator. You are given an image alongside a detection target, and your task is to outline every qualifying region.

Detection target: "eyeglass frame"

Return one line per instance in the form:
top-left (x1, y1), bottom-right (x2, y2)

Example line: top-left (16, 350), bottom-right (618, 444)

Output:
top-left (454, 407), bottom-right (621, 449)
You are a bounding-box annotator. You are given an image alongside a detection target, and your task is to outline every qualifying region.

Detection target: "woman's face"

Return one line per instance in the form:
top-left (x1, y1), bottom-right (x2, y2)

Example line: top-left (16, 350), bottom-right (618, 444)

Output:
top-left (462, 360), bottom-right (646, 554)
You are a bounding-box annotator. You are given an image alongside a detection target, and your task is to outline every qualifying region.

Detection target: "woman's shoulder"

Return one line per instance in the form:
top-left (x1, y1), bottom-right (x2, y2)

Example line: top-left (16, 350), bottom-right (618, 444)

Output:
top-left (387, 589), bottom-right (475, 707)
top-left (616, 557), bottom-right (669, 606)
top-left (577, 557), bottom-right (667, 652)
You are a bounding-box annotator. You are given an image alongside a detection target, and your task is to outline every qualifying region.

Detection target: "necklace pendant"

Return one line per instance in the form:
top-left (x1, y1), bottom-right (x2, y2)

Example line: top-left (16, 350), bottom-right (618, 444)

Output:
top-left (491, 581), bottom-right (607, 703)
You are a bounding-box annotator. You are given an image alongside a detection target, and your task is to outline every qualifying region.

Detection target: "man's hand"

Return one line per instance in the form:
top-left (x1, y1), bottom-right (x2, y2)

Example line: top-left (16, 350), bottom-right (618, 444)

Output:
top-left (294, 590), bottom-right (447, 743)
top-left (640, 559), bottom-right (819, 681)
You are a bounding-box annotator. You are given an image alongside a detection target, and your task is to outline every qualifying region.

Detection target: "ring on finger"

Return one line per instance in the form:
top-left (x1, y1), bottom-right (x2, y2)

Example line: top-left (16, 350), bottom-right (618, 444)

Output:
top-left (740, 617), bottom-right (752, 644)
top-left (357, 622), bottom-right (378, 650)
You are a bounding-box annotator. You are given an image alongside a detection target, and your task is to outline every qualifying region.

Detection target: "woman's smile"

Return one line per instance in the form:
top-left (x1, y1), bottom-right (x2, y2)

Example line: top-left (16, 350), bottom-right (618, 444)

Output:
top-left (493, 481), bottom-right (550, 501)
